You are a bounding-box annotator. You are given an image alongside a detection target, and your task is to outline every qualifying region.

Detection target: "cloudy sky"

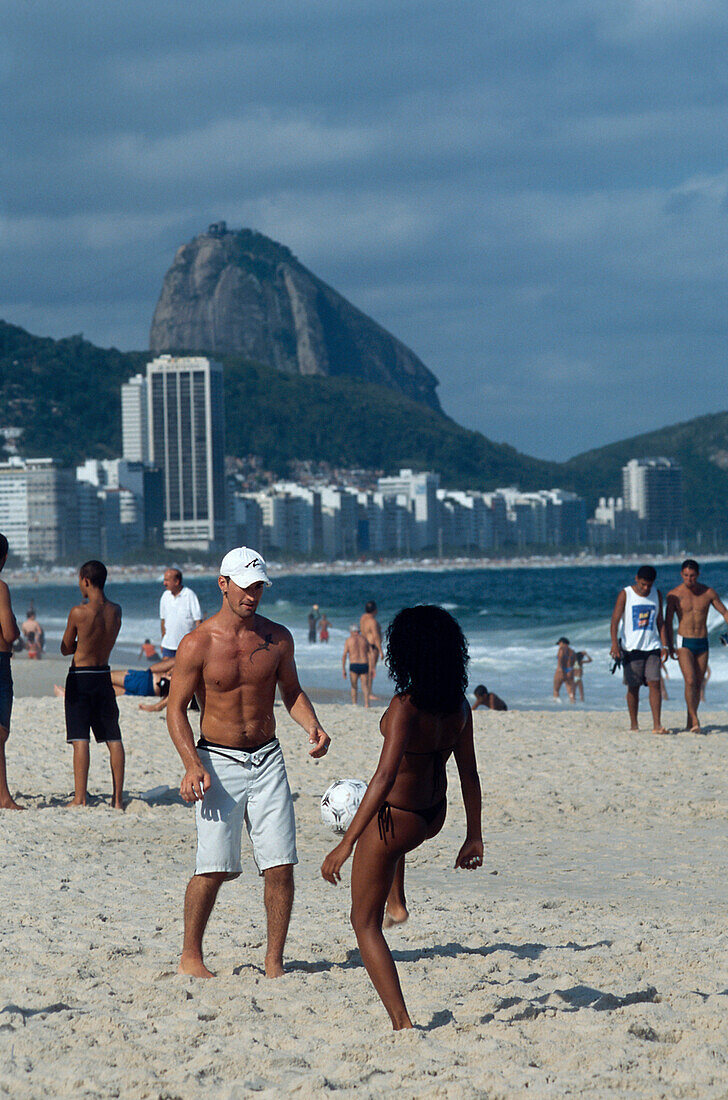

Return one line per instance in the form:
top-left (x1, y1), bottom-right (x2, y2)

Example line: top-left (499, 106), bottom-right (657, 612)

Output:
top-left (2, 1), bottom-right (727, 459)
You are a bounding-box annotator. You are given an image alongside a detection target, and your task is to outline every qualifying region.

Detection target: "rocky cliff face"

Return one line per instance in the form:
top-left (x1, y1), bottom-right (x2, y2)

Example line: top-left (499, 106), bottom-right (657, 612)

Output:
top-left (149, 226), bottom-right (441, 410)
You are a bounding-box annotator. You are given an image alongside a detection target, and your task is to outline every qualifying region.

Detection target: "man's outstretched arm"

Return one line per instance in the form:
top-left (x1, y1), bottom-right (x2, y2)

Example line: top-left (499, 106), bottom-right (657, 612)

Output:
top-left (277, 632), bottom-right (330, 758)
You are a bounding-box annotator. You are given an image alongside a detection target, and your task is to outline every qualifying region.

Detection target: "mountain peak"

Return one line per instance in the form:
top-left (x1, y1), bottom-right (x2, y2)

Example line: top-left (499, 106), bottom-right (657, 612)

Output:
top-left (149, 225), bottom-right (441, 410)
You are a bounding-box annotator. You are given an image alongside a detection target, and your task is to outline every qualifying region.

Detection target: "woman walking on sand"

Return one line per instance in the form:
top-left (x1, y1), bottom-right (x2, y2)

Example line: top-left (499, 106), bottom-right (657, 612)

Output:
top-left (321, 605), bottom-right (483, 1030)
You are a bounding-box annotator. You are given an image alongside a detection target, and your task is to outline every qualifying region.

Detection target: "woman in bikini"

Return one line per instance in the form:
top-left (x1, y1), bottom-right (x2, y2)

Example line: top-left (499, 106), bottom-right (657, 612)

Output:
top-left (321, 604), bottom-right (483, 1030)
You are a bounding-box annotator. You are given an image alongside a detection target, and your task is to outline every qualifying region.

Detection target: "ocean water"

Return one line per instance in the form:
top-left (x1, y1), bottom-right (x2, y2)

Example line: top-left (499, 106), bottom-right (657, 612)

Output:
top-left (11, 562), bottom-right (728, 710)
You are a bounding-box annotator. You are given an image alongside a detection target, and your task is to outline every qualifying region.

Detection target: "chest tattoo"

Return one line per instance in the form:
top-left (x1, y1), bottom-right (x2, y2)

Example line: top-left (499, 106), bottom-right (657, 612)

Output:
top-left (249, 633), bottom-right (275, 662)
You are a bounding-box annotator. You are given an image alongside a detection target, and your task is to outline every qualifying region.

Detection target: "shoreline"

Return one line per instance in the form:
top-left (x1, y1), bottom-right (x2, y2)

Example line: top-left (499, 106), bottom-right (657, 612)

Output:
top-left (6, 551), bottom-right (727, 587)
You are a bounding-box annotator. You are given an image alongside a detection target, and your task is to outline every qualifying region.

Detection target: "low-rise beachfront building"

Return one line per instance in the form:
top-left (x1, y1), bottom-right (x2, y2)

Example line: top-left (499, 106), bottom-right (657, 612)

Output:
top-left (588, 496), bottom-right (643, 550)
top-left (377, 469), bottom-right (440, 551)
top-left (0, 457), bottom-right (77, 563)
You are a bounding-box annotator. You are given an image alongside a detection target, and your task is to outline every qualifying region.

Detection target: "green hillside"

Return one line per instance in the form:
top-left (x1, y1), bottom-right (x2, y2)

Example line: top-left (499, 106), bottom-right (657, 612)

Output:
top-left (561, 415), bottom-right (728, 541)
top-left (0, 321), bottom-right (556, 488)
top-left (2, 319), bottom-right (727, 540)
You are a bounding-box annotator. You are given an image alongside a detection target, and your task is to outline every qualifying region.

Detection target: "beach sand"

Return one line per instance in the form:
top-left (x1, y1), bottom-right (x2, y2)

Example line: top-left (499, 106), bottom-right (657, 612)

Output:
top-left (0, 699), bottom-right (726, 1098)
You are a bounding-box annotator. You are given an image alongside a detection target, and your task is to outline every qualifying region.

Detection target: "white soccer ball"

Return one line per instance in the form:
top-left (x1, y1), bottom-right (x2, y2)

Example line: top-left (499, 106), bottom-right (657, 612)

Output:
top-left (320, 779), bottom-right (367, 834)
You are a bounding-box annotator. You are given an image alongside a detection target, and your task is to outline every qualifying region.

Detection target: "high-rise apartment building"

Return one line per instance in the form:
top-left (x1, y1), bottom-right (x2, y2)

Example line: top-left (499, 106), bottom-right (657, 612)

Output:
top-left (622, 458), bottom-right (682, 543)
top-left (121, 373), bottom-right (149, 463)
top-left (146, 355), bottom-right (227, 551)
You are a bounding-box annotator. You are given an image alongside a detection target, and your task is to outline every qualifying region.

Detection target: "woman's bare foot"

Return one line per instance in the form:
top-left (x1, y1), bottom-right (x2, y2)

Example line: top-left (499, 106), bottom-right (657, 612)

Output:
top-left (178, 954), bottom-right (215, 978)
top-left (0, 796), bottom-right (23, 810)
top-left (383, 906), bottom-right (409, 929)
top-left (264, 955), bottom-right (285, 978)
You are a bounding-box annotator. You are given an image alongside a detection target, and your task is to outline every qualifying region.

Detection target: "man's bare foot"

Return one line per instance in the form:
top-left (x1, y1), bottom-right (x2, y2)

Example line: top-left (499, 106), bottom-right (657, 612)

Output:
top-left (178, 955), bottom-right (214, 978)
top-left (383, 906), bottom-right (409, 929)
top-left (629, 725), bottom-right (639, 731)
top-left (0, 796), bottom-right (23, 810)
top-left (264, 956), bottom-right (285, 978)
top-left (369, 694), bottom-right (379, 702)
top-left (652, 727), bottom-right (670, 735)
top-left (53, 684), bottom-right (65, 698)
top-left (64, 798), bottom-right (87, 808)
top-left (111, 799), bottom-right (125, 811)
top-left (689, 725), bottom-right (703, 734)
top-left (392, 1015), bottom-right (414, 1031)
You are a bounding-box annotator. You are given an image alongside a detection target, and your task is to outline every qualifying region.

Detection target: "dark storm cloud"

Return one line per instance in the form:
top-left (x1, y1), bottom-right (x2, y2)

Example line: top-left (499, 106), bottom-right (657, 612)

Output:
top-left (2, 1), bottom-right (728, 458)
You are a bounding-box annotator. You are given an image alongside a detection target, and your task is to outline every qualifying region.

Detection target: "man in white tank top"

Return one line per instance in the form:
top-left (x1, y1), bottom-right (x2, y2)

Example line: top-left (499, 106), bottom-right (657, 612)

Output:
top-left (610, 565), bottom-right (669, 734)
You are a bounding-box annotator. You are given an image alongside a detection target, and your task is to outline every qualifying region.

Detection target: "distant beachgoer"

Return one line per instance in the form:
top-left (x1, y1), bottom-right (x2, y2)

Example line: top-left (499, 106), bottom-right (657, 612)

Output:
top-left (139, 638), bottom-right (160, 662)
top-left (25, 630), bottom-right (41, 660)
top-left (342, 625), bottom-right (371, 706)
top-left (472, 684), bottom-right (507, 711)
top-left (572, 651), bottom-right (592, 702)
top-left (167, 546), bottom-right (329, 979)
top-left (665, 559), bottom-right (728, 733)
top-left (61, 560), bottom-right (124, 808)
top-left (308, 604), bottom-right (320, 644)
top-left (21, 609), bottom-right (44, 656)
top-left (160, 569), bottom-right (202, 658)
top-left (0, 532), bottom-right (22, 810)
top-left (319, 614), bottom-right (330, 643)
top-left (553, 637), bottom-right (575, 703)
top-left (610, 565), bottom-right (669, 735)
top-left (321, 605), bottom-right (483, 1030)
top-left (360, 600), bottom-right (384, 698)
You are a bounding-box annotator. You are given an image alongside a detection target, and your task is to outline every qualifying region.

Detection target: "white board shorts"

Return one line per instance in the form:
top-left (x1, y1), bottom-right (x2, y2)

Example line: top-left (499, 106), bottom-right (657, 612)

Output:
top-left (195, 738), bottom-right (298, 876)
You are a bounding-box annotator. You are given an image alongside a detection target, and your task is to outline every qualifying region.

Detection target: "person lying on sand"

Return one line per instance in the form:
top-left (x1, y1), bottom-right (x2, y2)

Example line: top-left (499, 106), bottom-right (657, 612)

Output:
top-left (55, 657), bottom-right (174, 712)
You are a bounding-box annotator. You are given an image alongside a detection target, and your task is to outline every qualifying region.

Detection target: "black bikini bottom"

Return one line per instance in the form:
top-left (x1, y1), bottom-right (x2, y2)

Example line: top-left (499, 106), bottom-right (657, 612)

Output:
top-left (377, 798), bottom-right (447, 839)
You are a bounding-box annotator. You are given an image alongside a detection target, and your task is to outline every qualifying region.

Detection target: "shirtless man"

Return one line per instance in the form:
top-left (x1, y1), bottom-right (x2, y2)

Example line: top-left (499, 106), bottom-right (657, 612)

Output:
top-left (0, 533), bottom-right (22, 809)
top-left (553, 637), bottom-right (575, 702)
top-left (472, 684), bottom-right (507, 711)
top-left (665, 559), bottom-right (728, 733)
top-left (342, 625), bottom-right (371, 706)
top-left (360, 600), bottom-right (384, 699)
top-left (54, 656), bottom-right (174, 712)
top-left (21, 609), bottom-right (44, 656)
top-left (167, 546), bottom-right (330, 980)
top-left (61, 560), bottom-right (124, 808)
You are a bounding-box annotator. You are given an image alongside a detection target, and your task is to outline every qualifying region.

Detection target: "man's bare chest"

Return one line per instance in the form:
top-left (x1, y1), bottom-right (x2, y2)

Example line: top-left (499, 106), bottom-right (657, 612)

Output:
top-left (679, 588), bottom-right (711, 616)
top-left (203, 636), bottom-right (280, 691)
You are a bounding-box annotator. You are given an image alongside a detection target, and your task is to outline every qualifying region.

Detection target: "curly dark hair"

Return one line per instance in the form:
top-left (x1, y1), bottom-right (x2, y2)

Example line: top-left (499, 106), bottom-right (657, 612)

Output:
top-left (385, 605), bottom-right (469, 715)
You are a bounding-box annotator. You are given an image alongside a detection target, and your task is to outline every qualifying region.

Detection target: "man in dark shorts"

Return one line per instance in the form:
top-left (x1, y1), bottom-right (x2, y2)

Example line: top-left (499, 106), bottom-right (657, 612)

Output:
top-left (360, 600), bottom-right (384, 698)
top-left (61, 560), bottom-right (124, 808)
top-left (665, 559), bottom-right (728, 733)
top-left (0, 532), bottom-right (22, 809)
top-left (342, 625), bottom-right (372, 706)
top-left (610, 565), bottom-right (669, 734)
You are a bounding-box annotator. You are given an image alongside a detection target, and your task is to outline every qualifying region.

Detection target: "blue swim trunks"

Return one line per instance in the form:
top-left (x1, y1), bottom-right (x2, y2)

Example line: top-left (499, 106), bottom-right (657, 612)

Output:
top-left (123, 668), bottom-right (155, 697)
top-left (0, 652), bottom-right (12, 732)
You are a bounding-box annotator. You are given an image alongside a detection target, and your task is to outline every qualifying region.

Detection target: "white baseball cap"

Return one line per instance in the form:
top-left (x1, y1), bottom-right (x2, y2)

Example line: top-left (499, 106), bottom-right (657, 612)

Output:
top-left (219, 547), bottom-right (272, 588)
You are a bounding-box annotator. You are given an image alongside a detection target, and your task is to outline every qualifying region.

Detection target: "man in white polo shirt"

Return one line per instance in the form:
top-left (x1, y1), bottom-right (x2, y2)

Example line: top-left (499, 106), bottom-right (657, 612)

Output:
top-left (160, 569), bottom-right (202, 658)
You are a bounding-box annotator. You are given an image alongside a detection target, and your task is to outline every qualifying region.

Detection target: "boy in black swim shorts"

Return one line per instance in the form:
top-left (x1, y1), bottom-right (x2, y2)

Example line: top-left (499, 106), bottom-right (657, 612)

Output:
top-left (61, 560), bottom-right (124, 808)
